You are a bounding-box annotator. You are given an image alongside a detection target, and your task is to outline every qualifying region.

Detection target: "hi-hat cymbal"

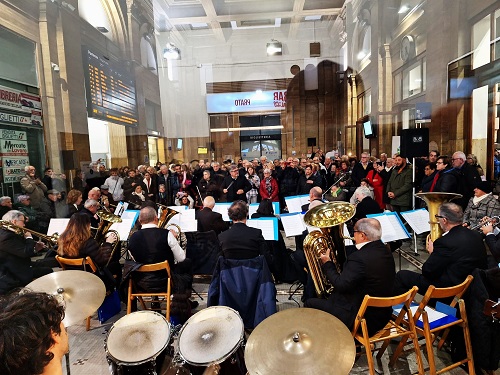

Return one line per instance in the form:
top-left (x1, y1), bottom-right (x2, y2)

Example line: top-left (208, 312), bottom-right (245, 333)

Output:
top-left (245, 308), bottom-right (356, 375)
top-left (25, 270), bottom-right (106, 327)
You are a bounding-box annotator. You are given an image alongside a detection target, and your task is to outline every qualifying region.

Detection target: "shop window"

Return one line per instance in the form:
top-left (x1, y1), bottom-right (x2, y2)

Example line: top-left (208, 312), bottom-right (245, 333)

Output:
top-left (0, 27), bottom-right (37, 87)
top-left (400, 60), bottom-right (424, 100)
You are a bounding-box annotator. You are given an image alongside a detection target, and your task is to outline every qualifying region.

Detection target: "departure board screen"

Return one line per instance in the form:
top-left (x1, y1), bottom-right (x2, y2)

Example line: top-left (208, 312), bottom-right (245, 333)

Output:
top-left (82, 47), bottom-right (138, 126)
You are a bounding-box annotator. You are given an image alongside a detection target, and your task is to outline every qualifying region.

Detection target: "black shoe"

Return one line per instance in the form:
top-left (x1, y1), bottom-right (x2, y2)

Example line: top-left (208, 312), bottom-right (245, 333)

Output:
top-left (189, 300), bottom-right (199, 309)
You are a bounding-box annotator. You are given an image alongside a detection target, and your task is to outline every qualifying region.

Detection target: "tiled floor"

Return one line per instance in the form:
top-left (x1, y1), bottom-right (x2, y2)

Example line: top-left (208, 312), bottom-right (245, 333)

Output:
top-left (57, 236), bottom-right (498, 375)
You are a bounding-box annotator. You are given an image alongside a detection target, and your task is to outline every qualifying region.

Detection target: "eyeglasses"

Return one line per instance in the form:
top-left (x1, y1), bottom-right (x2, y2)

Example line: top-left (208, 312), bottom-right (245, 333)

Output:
top-left (451, 158), bottom-right (460, 161)
top-left (435, 214), bottom-right (446, 219)
top-left (436, 161), bottom-right (444, 164)
top-left (353, 230), bottom-right (365, 236)
top-left (424, 168), bottom-right (431, 170)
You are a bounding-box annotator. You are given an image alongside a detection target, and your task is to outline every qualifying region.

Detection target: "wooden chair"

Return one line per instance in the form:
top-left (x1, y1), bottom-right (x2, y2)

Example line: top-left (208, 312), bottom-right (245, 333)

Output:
top-left (55, 255), bottom-right (98, 331)
top-left (126, 261), bottom-right (172, 320)
top-left (391, 275), bottom-right (474, 375)
top-left (352, 286), bottom-right (424, 375)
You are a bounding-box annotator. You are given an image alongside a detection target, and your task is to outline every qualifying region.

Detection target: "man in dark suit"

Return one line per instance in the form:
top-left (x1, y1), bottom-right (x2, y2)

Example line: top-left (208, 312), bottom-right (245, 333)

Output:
top-left (196, 196), bottom-right (229, 235)
top-left (218, 200), bottom-right (269, 262)
top-left (0, 210), bottom-right (52, 294)
top-left (304, 218), bottom-right (396, 334)
top-left (394, 202), bottom-right (487, 296)
top-left (221, 165), bottom-right (252, 202)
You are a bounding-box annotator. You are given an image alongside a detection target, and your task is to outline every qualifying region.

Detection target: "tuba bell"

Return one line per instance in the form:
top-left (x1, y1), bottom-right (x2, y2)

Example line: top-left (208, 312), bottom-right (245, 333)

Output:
top-left (302, 201), bottom-right (356, 298)
top-left (157, 204), bottom-right (180, 229)
top-left (415, 192), bottom-right (462, 246)
top-left (94, 210), bottom-right (122, 262)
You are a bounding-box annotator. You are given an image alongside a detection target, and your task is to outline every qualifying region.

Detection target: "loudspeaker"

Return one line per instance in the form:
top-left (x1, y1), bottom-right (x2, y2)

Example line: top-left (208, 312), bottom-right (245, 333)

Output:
top-left (61, 150), bottom-right (78, 170)
top-left (400, 128), bottom-right (429, 159)
top-left (210, 142), bottom-right (215, 151)
top-left (310, 42), bottom-right (321, 57)
top-left (307, 138), bottom-right (317, 147)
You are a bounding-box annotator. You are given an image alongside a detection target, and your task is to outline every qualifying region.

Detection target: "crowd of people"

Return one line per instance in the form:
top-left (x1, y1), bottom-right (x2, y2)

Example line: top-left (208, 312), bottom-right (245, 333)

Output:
top-left (1, 148), bottom-right (500, 374)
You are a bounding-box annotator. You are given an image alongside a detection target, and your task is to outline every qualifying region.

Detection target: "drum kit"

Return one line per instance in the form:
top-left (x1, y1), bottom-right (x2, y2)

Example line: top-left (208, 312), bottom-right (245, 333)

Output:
top-left (26, 272), bottom-right (356, 375)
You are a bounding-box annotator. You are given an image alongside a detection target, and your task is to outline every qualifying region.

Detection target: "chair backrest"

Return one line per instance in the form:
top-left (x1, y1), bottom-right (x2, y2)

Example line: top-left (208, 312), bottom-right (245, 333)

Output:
top-left (135, 260), bottom-right (172, 278)
top-left (413, 275), bottom-right (473, 322)
top-left (55, 255), bottom-right (98, 273)
top-left (352, 286), bottom-right (419, 335)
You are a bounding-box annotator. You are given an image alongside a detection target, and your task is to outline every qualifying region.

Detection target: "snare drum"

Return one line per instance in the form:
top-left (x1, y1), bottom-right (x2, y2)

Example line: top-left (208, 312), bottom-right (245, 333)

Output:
top-left (177, 306), bottom-right (245, 373)
top-left (106, 311), bottom-right (171, 375)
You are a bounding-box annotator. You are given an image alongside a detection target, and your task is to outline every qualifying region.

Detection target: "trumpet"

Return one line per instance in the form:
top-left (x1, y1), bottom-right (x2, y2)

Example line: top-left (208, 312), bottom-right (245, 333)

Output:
top-left (469, 216), bottom-right (500, 231)
top-left (0, 220), bottom-right (59, 246)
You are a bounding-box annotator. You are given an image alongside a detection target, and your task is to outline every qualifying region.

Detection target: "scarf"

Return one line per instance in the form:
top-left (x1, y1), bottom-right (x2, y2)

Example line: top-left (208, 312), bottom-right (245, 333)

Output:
top-left (472, 193), bottom-right (490, 205)
top-left (133, 192), bottom-right (145, 201)
top-left (265, 177), bottom-right (272, 196)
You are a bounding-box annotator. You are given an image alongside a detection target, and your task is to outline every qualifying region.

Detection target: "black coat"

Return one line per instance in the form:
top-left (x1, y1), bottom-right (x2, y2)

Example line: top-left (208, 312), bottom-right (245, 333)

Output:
top-left (196, 207), bottom-right (229, 235)
top-left (0, 229), bottom-right (37, 293)
top-left (354, 196), bottom-right (383, 220)
top-left (277, 166), bottom-right (300, 196)
top-left (351, 162), bottom-right (373, 187)
top-left (422, 225), bottom-right (487, 287)
top-left (433, 168), bottom-right (459, 193)
top-left (322, 240), bottom-right (395, 334)
top-left (296, 173), bottom-right (324, 195)
top-left (455, 163), bottom-right (481, 209)
top-left (218, 222), bottom-right (269, 262)
top-left (221, 175), bottom-right (252, 202)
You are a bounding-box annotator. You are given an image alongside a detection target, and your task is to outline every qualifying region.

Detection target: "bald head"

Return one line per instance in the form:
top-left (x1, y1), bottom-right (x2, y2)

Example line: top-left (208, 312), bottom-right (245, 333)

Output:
top-left (310, 187), bottom-right (323, 200)
top-left (203, 196), bottom-right (216, 209)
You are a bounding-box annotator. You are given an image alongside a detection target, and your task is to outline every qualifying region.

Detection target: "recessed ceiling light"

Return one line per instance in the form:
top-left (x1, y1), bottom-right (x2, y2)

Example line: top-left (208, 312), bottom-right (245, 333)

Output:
top-left (97, 27), bottom-right (109, 33)
top-left (191, 23), bottom-right (208, 29)
top-left (304, 15), bottom-right (321, 21)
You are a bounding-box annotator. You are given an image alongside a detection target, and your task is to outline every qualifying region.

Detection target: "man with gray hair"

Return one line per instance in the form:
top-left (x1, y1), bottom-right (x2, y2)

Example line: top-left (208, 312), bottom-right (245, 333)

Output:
top-left (221, 165), bottom-right (252, 202)
top-left (451, 150), bottom-right (481, 209)
top-left (394, 202), bottom-right (486, 296)
top-left (20, 165), bottom-right (47, 209)
top-left (352, 185), bottom-right (382, 221)
top-left (0, 210), bottom-right (53, 294)
top-left (305, 218), bottom-right (396, 334)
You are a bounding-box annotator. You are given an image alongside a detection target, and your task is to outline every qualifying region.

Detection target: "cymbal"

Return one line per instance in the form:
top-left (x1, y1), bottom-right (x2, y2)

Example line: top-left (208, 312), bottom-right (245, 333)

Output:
top-left (25, 270), bottom-right (106, 327)
top-left (245, 308), bottom-right (356, 375)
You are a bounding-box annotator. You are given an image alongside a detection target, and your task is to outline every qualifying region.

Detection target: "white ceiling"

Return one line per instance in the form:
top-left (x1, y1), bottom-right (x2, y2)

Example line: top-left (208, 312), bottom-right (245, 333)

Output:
top-left (153, 0), bottom-right (346, 41)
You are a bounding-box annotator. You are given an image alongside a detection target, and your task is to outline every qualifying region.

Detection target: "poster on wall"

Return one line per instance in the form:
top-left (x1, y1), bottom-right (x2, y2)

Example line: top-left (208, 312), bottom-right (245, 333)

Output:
top-left (0, 85), bottom-right (43, 126)
top-left (0, 130), bottom-right (29, 183)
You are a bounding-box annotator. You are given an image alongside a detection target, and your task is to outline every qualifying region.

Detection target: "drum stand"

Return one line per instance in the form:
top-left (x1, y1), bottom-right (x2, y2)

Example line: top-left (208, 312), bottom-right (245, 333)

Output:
top-left (65, 352), bottom-right (71, 375)
top-left (288, 281), bottom-right (303, 306)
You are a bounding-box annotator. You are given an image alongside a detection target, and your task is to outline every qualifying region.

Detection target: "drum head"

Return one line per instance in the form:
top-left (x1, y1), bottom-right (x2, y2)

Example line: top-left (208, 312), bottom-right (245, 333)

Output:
top-left (107, 311), bottom-right (171, 364)
top-left (178, 306), bottom-right (243, 366)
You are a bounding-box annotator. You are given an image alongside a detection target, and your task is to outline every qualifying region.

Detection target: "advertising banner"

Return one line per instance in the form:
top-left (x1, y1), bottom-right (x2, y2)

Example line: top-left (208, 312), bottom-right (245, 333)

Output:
top-left (1, 156), bottom-right (30, 183)
top-left (0, 130), bottom-right (29, 183)
top-left (0, 85), bottom-right (43, 126)
top-left (206, 90), bottom-right (287, 113)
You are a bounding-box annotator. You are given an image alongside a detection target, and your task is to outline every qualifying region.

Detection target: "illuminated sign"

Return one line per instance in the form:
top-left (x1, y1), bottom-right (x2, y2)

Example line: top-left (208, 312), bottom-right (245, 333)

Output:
top-left (206, 90), bottom-right (287, 113)
top-left (82, 47), bottom-right (138, 126)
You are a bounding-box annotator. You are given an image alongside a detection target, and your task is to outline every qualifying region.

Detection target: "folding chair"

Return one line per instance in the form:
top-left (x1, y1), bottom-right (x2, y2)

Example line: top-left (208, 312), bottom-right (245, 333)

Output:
top-left (126, 261), bottom-right (172, 320)
top-left (392, 275), bottom-right (474, 375)
top-left (55, 255), bottom-right (98, 331)
top-left (352, 286), bottom-right (424, 375)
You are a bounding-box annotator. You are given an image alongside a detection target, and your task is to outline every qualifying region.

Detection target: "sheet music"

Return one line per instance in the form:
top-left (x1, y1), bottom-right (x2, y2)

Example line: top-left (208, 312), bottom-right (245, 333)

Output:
top-left (400, 209), bottom-right (430, 235)
top-left (168, 205), bottom-right (187, 213)
top-left (280, 213), bottom-right (306, 237)
top-left (110, 219), bottom-right (134, 240)
top-left (247, 218), bottom-right (278, 240)
top-left (248, 202), bottom-right (280, 218)
top-left (367, 212), bottom-right (411, 243)
top-left (343, 224), bottom-right (354, 246)
top-left (121, 210), bottom-right (140, 227)
top-left (180, 208), bottom-right (196, 221)
top-left (213, 203), bottom-right (231, 221)
top-left (47, 218), bottom-right (70, 236)
top-left (285, 195), bottom-right (310, 213)
top-left (113, 202), bottom-right (128, 216)
top-left (168, 215), bottom-right (198, 232)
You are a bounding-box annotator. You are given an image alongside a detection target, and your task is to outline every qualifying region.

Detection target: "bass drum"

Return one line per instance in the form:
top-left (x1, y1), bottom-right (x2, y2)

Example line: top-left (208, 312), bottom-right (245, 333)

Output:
top-left (106, 311), bottom-right (171, 375)
top-left (177, 306), bottom-right (246, 375)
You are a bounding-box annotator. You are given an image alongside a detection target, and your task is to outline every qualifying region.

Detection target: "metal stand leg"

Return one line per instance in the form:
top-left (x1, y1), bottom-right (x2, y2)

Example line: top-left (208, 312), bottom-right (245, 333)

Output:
top-left (413, 232), bottom-right (419, 255)
top-left (288, 281), bottom-right (303, 306)
top-left (65, 352), bottom-right (71, 375)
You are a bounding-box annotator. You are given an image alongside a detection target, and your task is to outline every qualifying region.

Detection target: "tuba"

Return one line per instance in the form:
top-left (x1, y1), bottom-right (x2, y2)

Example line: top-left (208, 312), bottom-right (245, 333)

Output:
top-left (95, 210), bottom-right (122, 263)
top-left (157, 204), bottom-right (180, 229)
top-left (415, 192), bottom-right (462, 246)
top-left (303, 201), bottom-right (356, 298)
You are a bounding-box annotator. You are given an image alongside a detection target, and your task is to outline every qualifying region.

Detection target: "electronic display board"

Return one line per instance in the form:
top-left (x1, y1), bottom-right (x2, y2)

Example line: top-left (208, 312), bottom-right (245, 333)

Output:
top-left (82, 47), bottom-right (138, 126)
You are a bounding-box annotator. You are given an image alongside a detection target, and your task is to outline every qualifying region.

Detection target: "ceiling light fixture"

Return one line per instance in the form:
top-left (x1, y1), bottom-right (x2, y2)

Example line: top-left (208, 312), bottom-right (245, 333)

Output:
top-left (398, 5), bottom-right (410, 13)
top-left (266, 40), bottom-right (282, 56)
top-left (163, 43), bottom-right (181, 60)
top-left (97, 27), bottom-right (109, 33)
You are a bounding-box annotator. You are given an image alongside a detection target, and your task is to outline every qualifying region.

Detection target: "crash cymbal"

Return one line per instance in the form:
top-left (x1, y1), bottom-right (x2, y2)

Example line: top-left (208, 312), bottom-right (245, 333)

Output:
top-left (245, 308), bottom-right (356, 375)
top-left (25, 270), bottom-right (106, 327)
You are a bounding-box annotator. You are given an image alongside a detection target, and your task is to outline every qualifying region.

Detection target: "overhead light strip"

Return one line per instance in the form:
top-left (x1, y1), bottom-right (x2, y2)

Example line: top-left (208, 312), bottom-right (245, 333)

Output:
top-left (210, 125), bottom-right (284, 133)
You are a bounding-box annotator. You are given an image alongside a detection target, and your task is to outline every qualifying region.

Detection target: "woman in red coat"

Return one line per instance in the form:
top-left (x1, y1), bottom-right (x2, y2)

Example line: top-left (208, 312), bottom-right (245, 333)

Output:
top-left (259, 168), bottom-right (279, 202)
top-left (365, 160), bottom-right (385, 210)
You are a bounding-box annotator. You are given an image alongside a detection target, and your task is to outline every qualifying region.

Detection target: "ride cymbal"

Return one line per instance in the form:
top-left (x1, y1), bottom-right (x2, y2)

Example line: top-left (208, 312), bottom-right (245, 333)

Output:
top-left (25, 270), bottom-right (106, 327)
top-left (245, 308), bottom-right (356, 375)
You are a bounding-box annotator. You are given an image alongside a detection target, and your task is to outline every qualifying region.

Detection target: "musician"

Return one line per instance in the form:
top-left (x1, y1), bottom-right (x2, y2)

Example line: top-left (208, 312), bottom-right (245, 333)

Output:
top-left (127, 207), bottom-right (196, 312)
top-left (301, 187), bottom-right (324, 212)
top-left (304, 218), bottom-right (396, 334)
top-left (195, 196), bottom-right (229, 235)
top-left (0, 210), bottom-right (52, 294)
top-left (479, 218), bottom-right (500, 266)
top-left (0, 291), bottom-right (67, 375)
top-left (463, 181), bottom-right (500, 226)
top-left (66, 189), bottom-right (82, 218)
top-left (218, 200), bottom-right (270, 263)
top-left (57, 214), bottom-right (119, 278)
top-left (221, 165), bottom-right (252, 202)
top-left (393, 203), bottom-right (487, 296)
top-left (78, 199), bottom-right (100, 229)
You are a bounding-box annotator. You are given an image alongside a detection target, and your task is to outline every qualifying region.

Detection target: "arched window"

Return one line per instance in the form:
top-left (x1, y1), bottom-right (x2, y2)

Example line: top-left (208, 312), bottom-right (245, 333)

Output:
top-left (140, 36), bottom-right (157, 74)
top-left (78, 0), bottom-right (116, 43)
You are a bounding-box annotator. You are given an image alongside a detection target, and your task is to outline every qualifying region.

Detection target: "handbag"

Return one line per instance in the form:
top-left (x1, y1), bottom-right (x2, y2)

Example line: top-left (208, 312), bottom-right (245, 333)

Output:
top-left (98, 290), bottom-right (122, 323)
